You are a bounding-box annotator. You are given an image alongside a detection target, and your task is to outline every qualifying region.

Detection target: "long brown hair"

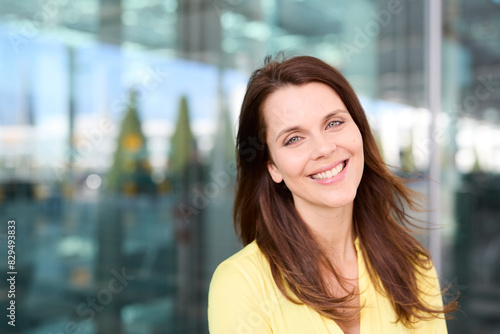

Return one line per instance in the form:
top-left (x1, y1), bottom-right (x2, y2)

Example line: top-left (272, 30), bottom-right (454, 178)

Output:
top-left (233, 54), bottom-right (458, 326)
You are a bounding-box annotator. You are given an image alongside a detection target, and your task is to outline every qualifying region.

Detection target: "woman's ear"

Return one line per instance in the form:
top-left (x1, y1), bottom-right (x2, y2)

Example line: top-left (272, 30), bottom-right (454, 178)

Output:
top-left (267, 162), bottom-right (283, 183)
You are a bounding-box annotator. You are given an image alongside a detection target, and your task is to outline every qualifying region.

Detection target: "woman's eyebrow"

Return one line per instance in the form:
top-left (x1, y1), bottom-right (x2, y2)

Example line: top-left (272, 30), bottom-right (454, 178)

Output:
top-left (275, 125), bottom-right (301, 143)
top-left (322, 109), bottom-right (349, 122)
top-left (274, 109), bottom-right (349, 143)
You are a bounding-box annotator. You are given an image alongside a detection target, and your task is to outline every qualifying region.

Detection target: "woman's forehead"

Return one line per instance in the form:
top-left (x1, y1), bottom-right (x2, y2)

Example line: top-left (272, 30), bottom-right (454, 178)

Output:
top-left (261, 83), bottom-right (348, 128)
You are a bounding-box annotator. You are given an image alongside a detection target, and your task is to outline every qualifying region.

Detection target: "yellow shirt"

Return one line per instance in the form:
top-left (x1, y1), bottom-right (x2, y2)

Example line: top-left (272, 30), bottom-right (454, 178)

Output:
top-left (208, 238), bottom-right (447, 333)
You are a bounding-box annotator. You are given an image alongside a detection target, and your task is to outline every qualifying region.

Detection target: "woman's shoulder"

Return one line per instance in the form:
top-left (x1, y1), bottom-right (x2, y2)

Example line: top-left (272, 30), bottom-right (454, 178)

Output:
top-left (208, 240), bottom-right (275, 333)
top-left (222, 239), bottom-right (263, 263)
top-left (414, 256), bottom-right (444, 306)
top-left (208, 241), bottom-right (275, 329)
top-left (414, 254), bottom-right (440, 287)
top-left (211, 240), bottom-right (270, 284)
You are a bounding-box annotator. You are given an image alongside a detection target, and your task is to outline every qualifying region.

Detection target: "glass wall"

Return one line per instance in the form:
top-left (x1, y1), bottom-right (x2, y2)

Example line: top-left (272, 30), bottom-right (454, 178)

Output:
top-left (0, 0), bottom-right (499, 333)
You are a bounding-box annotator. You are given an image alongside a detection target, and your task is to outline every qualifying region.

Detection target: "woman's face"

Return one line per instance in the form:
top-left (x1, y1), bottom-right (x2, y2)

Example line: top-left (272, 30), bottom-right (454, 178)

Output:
top-left (263, 82), bottom-right (364, 213)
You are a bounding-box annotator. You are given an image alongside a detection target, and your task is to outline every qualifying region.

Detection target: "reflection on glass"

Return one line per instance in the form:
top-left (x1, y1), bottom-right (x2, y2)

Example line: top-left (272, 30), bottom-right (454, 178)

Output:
top-left (0, 0), bottom-right (499, 333)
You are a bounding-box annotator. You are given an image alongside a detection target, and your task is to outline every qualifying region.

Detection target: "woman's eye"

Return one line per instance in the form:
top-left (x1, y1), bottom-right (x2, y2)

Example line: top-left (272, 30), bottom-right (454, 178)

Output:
top-left (285, 137), bottom-right (300, 145)
top-left (327, 120), bottom-right (342, 128)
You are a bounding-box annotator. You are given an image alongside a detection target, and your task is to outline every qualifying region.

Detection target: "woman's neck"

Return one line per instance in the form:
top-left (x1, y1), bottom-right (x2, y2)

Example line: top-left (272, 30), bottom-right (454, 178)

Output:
top-left (295, 201), bottom-right (357, 264)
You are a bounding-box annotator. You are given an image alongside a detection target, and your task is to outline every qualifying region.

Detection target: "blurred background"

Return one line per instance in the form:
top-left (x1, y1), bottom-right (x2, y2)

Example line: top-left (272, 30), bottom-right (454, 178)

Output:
top-left (0, 0), bottom-right (499, 333)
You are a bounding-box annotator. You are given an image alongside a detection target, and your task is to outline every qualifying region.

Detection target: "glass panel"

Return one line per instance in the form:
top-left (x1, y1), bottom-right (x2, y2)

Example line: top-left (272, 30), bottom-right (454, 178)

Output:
top-left (0, 0), bottom-right (499, 333)
top-left (442, 1), bottom-right (500, 333)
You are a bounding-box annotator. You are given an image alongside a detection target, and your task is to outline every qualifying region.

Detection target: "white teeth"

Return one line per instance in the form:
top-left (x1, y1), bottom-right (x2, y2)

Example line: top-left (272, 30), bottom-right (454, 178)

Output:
top-left (311, 162), bottom-right (346, 180)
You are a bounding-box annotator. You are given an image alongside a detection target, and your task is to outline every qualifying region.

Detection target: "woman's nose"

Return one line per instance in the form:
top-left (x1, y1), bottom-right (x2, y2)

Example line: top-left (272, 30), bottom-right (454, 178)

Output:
top-left (311, 134), bottom-right (336, 160)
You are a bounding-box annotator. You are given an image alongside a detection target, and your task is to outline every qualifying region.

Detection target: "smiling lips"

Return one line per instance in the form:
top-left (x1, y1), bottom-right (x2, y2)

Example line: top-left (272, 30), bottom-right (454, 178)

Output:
top-left (310, 161), bottom-right (347, 180)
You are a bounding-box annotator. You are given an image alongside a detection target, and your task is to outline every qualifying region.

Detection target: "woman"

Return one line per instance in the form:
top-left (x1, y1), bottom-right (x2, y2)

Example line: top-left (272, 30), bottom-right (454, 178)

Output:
top-left (208, 55), bottom-right (457, 334)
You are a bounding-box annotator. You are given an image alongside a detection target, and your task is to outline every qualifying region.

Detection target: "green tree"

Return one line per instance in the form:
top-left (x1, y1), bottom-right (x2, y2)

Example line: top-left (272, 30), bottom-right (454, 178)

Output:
top-left (168, 96), bottom-right (199, 191)
top-left (107, 90), bottom-right (155, 195)
top-left (210, 105), bottom-right (235, 170)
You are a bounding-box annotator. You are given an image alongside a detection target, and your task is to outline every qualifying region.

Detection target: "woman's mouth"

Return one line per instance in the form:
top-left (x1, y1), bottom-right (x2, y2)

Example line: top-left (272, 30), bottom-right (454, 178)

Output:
top-left (310, 161), bottom-right (347, 180)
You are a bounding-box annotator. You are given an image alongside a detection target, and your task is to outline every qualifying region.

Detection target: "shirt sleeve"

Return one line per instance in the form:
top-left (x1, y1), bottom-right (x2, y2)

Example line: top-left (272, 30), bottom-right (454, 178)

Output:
top-left (208, 260), bottom-right (273, 334)
top-left (412, 262), bottom-right (448, 334)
